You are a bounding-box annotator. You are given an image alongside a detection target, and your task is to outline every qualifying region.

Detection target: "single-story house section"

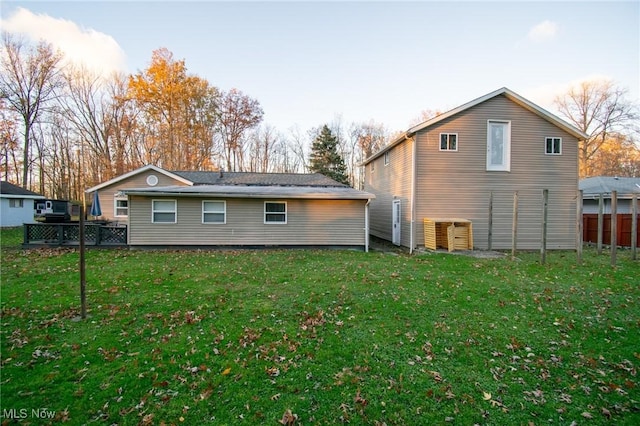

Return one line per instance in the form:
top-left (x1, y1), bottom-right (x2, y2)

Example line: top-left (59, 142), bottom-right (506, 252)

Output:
top-left (363, 87), bottom-right (589, 251)
top-left (85, 165), bottom-right (375, 250)
top-left (0, 181), bottom-right (45, 227)
top-left (580, 176), bottom-right (640, 214)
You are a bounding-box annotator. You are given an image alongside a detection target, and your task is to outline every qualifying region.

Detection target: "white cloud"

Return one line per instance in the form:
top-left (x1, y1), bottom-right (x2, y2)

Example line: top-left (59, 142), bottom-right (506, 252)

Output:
top-left (527, 20), bottom-right (559, 43)
top-left (1, 7), bottom-right (127, 77)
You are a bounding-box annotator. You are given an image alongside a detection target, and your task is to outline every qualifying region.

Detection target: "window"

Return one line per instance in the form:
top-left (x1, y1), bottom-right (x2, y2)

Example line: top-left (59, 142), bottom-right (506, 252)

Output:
top-left (114, 197), bottom-right (128, 217)
top-left (440, 133), bottom-right (458, 151)
top-left (384, 151), bottom-right (390, 165)
top-left (9, 199), bottom-right (23, 208)
top-left (545, 137), bottom-right (562, 155)
top-left (487, 120), bottom-right (511, 171)
top-left (370, 161), bottom-right (375, 173)
top-left (152, 199), bottom-right (177, 223)
top-left (202, 200), bottom-right (226, 224)
top-left (264, 201), bottom-right (287, 224)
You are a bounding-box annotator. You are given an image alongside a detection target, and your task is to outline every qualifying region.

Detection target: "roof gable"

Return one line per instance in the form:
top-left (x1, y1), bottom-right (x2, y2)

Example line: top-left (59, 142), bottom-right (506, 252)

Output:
top-left (364, 87), bottom-right (589, 164)
top-left (85, 165), bottom-right (193, 193)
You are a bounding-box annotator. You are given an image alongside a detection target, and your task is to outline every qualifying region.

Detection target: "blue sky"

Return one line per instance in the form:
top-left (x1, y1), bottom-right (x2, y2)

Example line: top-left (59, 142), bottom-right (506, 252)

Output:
top-left (2, 1), bottom-right (639, 134)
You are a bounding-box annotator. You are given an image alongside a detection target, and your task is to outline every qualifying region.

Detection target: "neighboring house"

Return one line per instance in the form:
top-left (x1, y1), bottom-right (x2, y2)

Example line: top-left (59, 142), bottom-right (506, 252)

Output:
top-left (0, 181), bottom-right (45, 227)
top-left (85, 165), bottom-right (375, 250)
top-left (363, 87), bottom-right (588, 251)
top-left (580, 176), bottom-right (640, 214)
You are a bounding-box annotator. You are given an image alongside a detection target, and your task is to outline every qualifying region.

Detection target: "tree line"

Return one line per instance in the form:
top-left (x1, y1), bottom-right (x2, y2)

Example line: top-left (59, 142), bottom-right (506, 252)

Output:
top-left (1, 34), bottom-right (638, 202)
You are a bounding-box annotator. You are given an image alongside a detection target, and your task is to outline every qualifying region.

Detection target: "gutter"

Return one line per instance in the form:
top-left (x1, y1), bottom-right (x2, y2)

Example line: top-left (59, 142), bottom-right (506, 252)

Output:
top-left (365, 199), bottom-right (371, 252)
top-left (409, 134), bottom-right (417, 254)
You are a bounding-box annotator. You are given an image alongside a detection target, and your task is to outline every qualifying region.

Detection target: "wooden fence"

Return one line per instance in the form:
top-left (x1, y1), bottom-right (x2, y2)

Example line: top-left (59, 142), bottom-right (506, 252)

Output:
top-left (583, 214), bottom-right (640, 248)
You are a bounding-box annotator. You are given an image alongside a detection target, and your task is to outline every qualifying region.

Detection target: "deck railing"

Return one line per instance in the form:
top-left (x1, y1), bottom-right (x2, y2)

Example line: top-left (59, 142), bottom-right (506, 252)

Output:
top-left (23, 223), bottom-right (127, 247)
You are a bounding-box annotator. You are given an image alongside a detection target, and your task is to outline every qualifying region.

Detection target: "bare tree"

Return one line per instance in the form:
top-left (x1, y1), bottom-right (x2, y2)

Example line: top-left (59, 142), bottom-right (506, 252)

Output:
top-left (0, 34), bottom-right (63, 188)
top-left (554, 79), bottom-right (639, 177)
top-left (216, 88), bottom-right (263, 171)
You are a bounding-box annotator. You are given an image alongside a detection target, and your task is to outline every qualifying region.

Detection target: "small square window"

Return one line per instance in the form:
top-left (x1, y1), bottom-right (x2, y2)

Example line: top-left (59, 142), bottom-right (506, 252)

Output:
top-left (203, 200), bottom-right (226, 224)
top-left (264, 201), bottom-right (287, 224)
top-left (439, 133), bottom-right (458, 151)
top-left (384, 151), bottom-right (390, 165)
top-left (545, 137), bottom-right (562, 155)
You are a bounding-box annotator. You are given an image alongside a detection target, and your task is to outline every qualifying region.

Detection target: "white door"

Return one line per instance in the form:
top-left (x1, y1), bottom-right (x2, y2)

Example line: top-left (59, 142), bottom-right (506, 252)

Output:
top-left (392, 200), bottom-right (401, 246)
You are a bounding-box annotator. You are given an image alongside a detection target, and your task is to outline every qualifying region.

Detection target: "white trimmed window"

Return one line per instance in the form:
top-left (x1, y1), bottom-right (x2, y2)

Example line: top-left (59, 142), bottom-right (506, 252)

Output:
top-left (9, 199), bottom-right (23, 208)
top-left (202, 200), bottom-right (226, 224)
top-left (152, 199), bottom-right (177, 223)
top-left (440, 133), bottom-right (458, 151)
top-left (545, 137), bottom-right (562, 155)
top-left (384, 151), bottom-right (390, 165)
top-left (487, 120), bottom-right (511, 171)
top-left (114, 197), bottom-right (128, 217)
top-left (264, 201), bottom-right (287, 224)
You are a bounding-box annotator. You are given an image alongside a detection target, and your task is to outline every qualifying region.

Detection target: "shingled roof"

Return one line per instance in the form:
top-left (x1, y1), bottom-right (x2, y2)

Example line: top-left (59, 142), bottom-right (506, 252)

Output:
top-left (172, 171), bottom-right (347, 187)
top-left (580, 176), bottom-right (640, 197)
top-left (0, 181), bottom-right (44, 198)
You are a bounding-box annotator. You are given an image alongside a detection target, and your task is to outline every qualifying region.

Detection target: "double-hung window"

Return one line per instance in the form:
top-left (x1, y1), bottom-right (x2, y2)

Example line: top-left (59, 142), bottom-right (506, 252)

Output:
top-left (264, 201), bottom-right (287, 224)
top-left (487, 120), bottom-right (511, 171)
top-left (440, 133), bottom-right (458, 151)
top-left (545, 137), bottom-right (562, 155)
top-left (114, 197), bottom-right (128, 217)
top-left (202, 200), bottom-right (226, 224)
top-left (152, 199), bottom-right (177, 223)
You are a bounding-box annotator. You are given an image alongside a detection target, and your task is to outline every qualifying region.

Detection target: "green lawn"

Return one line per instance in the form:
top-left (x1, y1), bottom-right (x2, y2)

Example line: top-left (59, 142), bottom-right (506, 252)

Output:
top-left (1, 227), bottom-right (638, 425)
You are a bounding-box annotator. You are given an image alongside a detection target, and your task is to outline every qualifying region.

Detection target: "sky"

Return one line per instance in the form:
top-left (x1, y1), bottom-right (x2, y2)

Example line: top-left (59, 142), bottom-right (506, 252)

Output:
top-left (1, 0), bottom-right (639, 134)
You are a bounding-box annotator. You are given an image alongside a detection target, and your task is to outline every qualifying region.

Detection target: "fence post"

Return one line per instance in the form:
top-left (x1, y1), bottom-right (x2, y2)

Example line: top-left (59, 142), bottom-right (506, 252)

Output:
top-left (632, 193), bottom-right (637, 261)
top-left (597, 193), bottom-right (604, 254)
top-left (488, 191), bottom-right (493, 251)
top-left (611, 191), bottom-right (617, 266)
top-left (512, 191), bottom-right (518, 258)
top-left (541, 189), bottom-right (548, 264)
top-left (577, 190), bottom-right (583, 265)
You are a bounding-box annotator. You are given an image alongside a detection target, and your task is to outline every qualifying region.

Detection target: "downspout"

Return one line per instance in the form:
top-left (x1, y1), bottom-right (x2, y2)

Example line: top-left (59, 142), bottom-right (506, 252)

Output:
top-left (409, 134), bottom-right (417, 254)
top-left (364, 199), bottom-right (371, 252)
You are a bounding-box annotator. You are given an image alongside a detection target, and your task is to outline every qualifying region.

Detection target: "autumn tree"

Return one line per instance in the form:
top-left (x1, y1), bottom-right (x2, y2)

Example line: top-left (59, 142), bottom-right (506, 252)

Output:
top-left (0, 34), bottom-right (63, 188)
top-left (128, 48), bottom-right (219, 170)
top-left (554, 79), bottom-right (639, 177)
top-left (309, 124), bottom-right (349, 185)
top-left (588, 133), bottom-right (640, 177)
top-left (216, 88), bottom-right (264, 171)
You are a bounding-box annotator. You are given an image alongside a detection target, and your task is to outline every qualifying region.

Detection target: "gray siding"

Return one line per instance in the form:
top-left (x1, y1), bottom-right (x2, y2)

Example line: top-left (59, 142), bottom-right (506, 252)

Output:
top-left (364, 137), bottom-right (413, 246)
top-left (95, 171), bottom-right (188, 223)
top-left (128, 197), bottom-right (367, 247)
top-left (414, 95), bottom-right (579, 249)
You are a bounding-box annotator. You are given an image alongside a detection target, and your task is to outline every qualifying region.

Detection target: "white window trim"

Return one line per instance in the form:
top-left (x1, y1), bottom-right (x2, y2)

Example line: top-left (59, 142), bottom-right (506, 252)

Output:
top-left (202, 200), bottom-right (226, 224)
top-left (486, 120), bottom-right (511, 172)
top-left (439, 133), bottom-right (459, 151)
top-left (152, 199), bottom-right (177, 224)
top-left (545, 137), bottom-right (562, 155)
top-left (384, 151), bottom-right (390, 165)
top-left (114, 197), bottom-right (128, 217)
top-left (264, 201), bottom-right (287, 224)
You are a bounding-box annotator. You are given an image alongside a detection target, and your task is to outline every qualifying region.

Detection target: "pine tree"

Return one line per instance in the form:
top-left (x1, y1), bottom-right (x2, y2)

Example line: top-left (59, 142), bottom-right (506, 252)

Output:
top-left (309, 125), bottom-right (350, 185)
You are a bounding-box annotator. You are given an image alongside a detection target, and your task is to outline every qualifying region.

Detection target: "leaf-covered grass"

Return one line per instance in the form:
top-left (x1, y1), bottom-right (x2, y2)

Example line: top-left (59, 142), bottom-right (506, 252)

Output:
top-left (1, 227), bottom-right (638, 425)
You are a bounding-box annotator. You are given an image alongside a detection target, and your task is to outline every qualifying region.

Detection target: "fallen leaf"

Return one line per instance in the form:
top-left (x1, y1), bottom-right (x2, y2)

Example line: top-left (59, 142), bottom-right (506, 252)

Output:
top-left (279, 409), bottom-right (298, 425)
top-left (483, 392), bottom-right (492, 401)
top-left (221, 367), bottom-right (231, 375)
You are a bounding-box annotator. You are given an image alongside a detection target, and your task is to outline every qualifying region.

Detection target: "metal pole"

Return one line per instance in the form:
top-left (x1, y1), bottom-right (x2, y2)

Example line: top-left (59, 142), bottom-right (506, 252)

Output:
top-left (79, 204), bottom-right (86, 319)
top-left (576, 190), bottom-right (583, 265)
top-left (611, 191), bottom-right (617, 267)
top-left (512, 191), bottom-right (518, 258)
top-left (631, 194), bottom-right (637, 260)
